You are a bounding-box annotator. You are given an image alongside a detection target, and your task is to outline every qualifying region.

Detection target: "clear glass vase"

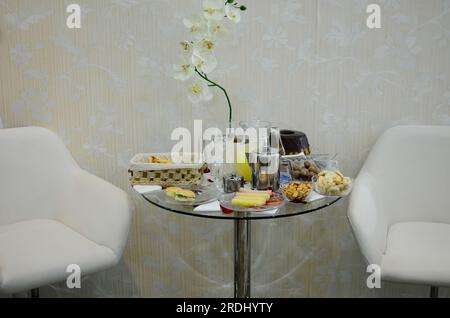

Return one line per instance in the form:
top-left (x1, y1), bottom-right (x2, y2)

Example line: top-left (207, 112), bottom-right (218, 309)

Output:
top-left (204, 130), bottom-right (236, 190)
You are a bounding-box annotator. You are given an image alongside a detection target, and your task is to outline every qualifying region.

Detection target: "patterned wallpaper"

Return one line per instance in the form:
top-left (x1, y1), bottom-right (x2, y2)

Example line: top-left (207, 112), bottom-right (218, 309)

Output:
top-left (1, 0), bottom-right (450, 297)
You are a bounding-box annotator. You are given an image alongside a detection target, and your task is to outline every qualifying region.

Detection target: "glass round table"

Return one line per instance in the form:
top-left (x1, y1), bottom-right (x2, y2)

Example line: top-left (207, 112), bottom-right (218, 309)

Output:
top-left (139, 186), bottom-right (341, 298)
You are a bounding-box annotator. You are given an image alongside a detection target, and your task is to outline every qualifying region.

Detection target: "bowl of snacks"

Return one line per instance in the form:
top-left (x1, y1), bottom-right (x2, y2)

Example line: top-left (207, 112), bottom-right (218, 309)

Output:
top-left (290, 159), bottom-right (321, 182)
top-left (282, 181), bottom-right (312, 203)
top-left (312, 171), bottom-right (353, 197)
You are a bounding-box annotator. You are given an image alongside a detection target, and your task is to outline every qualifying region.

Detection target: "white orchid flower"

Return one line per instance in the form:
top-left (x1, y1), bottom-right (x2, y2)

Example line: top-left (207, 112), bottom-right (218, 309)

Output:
top-left (187, 80), bottom-right (213, 104)
top-left (180, 40), bottom-right (193, 55)
top-left (193, 38), bottom-right (216, 56)
top-left (173, 59), bottom-right (194, 81)
top-left (183, 15), bottom-right (208, 40)
top-left (174, 1), bottom-right (246, 125)
top-left (208, 21), bottom-right (227, 40)
top-left (192, 53), bottom-right (217, 74)
top-left (203, 0), bottom-right (225, 21)
top-left (225, 4), bottom-right (241, 23)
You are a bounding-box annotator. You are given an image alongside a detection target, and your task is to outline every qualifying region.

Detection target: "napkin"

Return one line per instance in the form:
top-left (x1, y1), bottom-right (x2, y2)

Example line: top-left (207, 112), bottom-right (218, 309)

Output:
top-left (259, 209), bottom-right (278, 214)
top-left (194, 200), bottom-right (221, 212)
top-left (305, 191), bottom-right (326, 202)
top-left (194, 201), bottom-right (279, 214)
top-left (133, 185), bottom-right (162, 194)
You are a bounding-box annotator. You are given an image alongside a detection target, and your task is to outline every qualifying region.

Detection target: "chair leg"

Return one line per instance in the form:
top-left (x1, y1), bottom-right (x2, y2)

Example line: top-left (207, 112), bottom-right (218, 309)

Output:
top-left (28, 288), bottom-right (40, 298)
top-left (430, 286), bottom-right (439, 298)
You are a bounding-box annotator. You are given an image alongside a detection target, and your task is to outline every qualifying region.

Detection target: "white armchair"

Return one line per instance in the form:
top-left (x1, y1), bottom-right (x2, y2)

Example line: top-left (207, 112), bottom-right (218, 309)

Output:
top-left (348, 125), bottom-right (450, 296)
top-left (0, 127), bottom-right (133, 295)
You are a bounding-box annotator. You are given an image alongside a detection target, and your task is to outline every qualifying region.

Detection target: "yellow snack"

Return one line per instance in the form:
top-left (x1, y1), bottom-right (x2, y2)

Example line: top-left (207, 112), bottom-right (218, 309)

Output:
top-left (232, 196), bottom-right (267, 207)
top-left (283, 181), bottom-right (311, 202)
top-left (164, 187), bottom-right (196, 202)
top-left (234, 192), bottom-right (271, 200)
top-left (165, 186), bottom-right (180, 193)
top-left (175, 189), bottom-right (196, 202)
top-left (239, 188), bottom-right (272, 195)
top-left (149, 155), bottom-right (172, 164)
top-left (316, 171), bottom-right (351, 196)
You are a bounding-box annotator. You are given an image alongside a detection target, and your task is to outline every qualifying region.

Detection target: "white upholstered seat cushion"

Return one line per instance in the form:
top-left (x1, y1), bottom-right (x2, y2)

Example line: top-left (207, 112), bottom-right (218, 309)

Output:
top-left (381, 222), bottom-right (450, 286)
top-left (0, 219), bottom-right (118, 294)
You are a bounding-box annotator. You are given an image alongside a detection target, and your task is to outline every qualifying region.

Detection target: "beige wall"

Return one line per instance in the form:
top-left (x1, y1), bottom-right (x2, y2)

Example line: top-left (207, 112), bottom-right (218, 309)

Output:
top-left (1, 0), bottom-right (449, 297)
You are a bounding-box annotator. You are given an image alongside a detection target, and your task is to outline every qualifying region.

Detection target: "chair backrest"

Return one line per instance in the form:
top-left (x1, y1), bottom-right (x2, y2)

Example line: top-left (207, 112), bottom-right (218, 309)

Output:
top-left (0, 127), bottom-right (78, 225)
top-left (362, 125), bottom-right (450, 225)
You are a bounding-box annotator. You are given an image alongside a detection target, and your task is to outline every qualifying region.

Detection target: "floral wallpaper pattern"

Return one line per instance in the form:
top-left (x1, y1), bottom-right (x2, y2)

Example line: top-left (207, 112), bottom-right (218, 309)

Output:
top-left (1, 0), bottom-right (449, 297)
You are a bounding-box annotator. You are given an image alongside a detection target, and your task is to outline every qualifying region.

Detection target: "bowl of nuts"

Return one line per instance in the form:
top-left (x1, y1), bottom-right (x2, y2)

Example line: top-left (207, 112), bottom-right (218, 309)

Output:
top-left (290, 159), bottom-right (321, 181)
top-left (312, 171), bottom-right (353, 197)
top-left (282, 181), bottom-right (312, 203)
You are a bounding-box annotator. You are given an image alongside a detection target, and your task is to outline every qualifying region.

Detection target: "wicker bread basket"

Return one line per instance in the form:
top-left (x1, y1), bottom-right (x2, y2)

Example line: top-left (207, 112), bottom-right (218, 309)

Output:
top-left (128, 153), bottom-right (206, 187)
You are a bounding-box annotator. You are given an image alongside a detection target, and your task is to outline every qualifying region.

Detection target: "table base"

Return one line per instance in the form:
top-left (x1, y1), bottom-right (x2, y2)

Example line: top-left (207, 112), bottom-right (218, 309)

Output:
top-left (234, 219), bottom-right (251, 298)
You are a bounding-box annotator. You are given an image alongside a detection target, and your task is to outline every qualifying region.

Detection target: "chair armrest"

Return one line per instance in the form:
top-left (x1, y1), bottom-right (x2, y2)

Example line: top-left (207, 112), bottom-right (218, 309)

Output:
top-left (348, 172), bottom-right (388, 265)
top-left (57, 169), bottom-right (133, 261)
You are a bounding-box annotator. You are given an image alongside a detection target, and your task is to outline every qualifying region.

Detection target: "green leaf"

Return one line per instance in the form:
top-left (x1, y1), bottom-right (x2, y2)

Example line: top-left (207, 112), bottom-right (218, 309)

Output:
top-left (240, 5), bottom-right (247, 11)
top-left (227, 0), bottom-right (234, 3)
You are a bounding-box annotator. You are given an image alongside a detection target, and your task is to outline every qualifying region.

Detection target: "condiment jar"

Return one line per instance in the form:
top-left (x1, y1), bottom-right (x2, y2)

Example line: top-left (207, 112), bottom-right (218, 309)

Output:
top-left (223, 173), bottom-right (245, 193)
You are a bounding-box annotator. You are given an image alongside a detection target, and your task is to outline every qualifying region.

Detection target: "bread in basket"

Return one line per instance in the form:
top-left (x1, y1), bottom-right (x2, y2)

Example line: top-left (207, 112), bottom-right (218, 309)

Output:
top-left (128, 153), bottom-right (207, 187)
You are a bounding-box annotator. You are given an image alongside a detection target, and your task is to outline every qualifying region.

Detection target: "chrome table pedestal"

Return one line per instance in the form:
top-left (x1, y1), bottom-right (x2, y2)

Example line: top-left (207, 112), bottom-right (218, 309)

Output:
top-left (234, 219), bottom-right (251, 298)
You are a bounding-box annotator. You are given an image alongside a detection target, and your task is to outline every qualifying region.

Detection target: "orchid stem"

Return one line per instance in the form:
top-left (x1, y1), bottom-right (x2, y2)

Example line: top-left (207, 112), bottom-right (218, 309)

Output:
top-left (195, 68), bottom-right (232, 128)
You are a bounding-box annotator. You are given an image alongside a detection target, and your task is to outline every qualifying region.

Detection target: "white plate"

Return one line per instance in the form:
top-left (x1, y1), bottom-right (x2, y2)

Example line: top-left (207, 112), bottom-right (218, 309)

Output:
top-left (150, 185), bottom-right (219, 206)
top-left (312, 174), bottom-right (353, 197)
top-left (219, 192), bottom-right (285, 213)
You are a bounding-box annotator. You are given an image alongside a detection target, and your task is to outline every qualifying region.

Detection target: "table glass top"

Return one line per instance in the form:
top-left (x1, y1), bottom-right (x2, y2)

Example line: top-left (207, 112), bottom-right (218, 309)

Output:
top-left (140, 187), bottom-right (341, 220)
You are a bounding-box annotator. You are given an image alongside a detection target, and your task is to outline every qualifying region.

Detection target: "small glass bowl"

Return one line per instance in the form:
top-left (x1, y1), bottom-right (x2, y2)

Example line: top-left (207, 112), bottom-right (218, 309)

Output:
top-left (288, 159), bottom-right (321, 182)
top-left (312, 173), bottom-right (353, 197)
top-left (280, 182), bottom-right (313, 203)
